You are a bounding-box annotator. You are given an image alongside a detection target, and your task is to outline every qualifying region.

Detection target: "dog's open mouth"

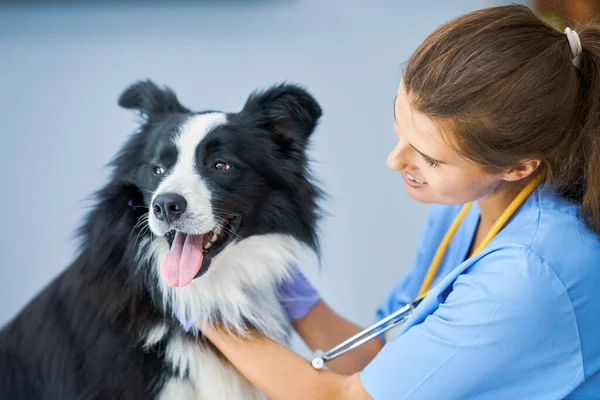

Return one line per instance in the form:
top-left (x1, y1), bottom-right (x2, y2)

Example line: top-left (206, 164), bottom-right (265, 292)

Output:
top-left (159, 215), bottom-right (241, 287)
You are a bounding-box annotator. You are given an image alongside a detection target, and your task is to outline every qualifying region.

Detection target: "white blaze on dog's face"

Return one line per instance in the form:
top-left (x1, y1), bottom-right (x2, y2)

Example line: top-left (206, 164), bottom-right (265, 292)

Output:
top-left (149, 114), bottom-right (225, 236)
top-left (147, 113), bottom-right (231, 287)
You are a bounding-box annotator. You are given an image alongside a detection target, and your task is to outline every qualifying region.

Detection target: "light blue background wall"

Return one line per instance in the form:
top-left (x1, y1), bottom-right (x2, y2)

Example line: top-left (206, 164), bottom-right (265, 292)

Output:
top-left (0, 0), bottom-right (525, 355)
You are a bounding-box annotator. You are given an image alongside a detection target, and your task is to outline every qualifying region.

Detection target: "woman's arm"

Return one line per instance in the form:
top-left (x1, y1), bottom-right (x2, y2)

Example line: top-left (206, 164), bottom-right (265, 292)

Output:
top-left (201, 324), bottom-right (373, 400)
top-left (292, 300), bottom-right (384, 375)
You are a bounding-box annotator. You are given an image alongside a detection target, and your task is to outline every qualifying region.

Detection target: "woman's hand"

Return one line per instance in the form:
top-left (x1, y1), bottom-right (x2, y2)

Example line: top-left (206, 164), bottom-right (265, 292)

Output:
top-left (172, 263), bottom-right (383, 375)
top-left (200, 322), bottom-right (373, 400)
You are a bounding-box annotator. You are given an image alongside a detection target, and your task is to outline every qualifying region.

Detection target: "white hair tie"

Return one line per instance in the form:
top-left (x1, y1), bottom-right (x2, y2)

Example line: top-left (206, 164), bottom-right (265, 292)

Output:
top-left (564, 27), bottom-right (582, 69)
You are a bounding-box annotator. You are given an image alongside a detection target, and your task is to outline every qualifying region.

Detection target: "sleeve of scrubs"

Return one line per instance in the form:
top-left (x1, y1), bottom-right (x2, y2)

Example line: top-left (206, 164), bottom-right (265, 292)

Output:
top-left (360, 247), bottom-right (584, 400)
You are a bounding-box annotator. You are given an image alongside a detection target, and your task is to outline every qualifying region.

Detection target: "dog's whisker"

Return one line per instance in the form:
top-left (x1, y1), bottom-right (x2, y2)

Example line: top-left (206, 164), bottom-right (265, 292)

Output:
top-left (132, 222), bottom-right (149, 248)
top-left (213, 217), bottom-right (242, 241)
top-left (130, 215), bottom-right (149, 237)
top-left (130, 214), bottom-right (152, 243)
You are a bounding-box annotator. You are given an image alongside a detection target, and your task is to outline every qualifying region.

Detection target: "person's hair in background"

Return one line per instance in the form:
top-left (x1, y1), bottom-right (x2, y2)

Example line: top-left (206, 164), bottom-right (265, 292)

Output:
top-left (403, 4), bottom-right (600, 234)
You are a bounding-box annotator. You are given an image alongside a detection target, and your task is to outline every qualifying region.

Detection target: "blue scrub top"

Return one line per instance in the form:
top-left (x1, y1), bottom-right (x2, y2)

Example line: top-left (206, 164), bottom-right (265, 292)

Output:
top-left (360, 185), bottom-right (600, 399)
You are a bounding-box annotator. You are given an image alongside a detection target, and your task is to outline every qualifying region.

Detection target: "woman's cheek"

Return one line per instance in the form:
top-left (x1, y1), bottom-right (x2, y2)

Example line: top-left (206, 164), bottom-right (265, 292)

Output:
top-left (433, 175), bottom-right (469, 203)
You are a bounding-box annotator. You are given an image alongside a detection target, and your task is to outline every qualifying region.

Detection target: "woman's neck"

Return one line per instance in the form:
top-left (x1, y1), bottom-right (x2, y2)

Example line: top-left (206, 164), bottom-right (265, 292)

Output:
top-left (477, 180), bottom-right (528, 229)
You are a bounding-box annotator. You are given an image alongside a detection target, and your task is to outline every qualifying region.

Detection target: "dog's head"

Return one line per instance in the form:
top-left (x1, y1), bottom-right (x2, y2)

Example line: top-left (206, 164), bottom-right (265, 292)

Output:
top-left (113, 80), bottom-right (323, 288)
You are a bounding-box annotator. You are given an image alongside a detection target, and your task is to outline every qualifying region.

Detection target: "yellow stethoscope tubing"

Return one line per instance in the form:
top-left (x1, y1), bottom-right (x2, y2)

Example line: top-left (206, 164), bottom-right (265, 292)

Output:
top-left (416, 171), bottom-right (545, 299)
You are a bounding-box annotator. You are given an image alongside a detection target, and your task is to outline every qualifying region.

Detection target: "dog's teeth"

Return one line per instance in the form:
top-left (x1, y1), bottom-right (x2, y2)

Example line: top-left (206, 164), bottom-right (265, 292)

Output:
top-left (210, 233), bottom-right (219, 243)
top-left (204, 242), bottom-right (212, 250)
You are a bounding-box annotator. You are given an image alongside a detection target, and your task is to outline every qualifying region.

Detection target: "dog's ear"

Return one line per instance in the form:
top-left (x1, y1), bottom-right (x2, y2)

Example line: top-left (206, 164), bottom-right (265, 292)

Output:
top-left (118, 79), bottom-right (190, 118)
top-left (242, 83), bottom-right (323, 148)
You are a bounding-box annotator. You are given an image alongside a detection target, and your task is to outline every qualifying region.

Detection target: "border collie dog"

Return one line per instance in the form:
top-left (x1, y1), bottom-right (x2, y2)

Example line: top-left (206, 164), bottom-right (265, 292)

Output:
top-left (0, 80), bottom-right (323, 399)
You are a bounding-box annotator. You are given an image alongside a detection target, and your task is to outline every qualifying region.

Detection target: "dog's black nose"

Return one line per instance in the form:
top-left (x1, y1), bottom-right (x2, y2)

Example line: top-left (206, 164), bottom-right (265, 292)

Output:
top-left (153, 193), bottom-right (187, 222)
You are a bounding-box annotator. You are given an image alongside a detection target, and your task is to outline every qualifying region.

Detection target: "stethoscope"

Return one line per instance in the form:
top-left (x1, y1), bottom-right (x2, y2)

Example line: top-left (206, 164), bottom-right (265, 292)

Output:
top-left (310, 172), bottom-right (545, 370)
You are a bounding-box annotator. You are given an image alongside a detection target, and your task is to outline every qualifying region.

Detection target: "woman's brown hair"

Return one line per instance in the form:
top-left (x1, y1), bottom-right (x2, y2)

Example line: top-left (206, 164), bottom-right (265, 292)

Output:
top-left (403, 4), bottom-right (600, 234)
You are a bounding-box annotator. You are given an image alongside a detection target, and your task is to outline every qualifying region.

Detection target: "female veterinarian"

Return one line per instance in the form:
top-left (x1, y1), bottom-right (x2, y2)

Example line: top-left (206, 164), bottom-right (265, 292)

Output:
top-left (200, 5), bottom-right (600, 399)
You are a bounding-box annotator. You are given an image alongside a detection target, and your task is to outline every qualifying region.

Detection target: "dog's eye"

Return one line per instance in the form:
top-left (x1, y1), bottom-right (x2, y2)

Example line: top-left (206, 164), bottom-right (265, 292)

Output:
top-left (214, 161), bottom-right (231, 171)
top-left (152, 166), bottom-right (165, 175)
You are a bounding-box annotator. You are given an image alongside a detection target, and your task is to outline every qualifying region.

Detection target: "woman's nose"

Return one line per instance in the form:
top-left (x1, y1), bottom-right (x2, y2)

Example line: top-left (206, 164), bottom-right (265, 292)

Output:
top-left (387, 141), bottom-right (408, 171)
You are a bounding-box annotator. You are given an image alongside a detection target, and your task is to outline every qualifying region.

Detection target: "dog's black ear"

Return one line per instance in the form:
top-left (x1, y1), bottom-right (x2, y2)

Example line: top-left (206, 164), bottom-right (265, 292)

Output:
top-left (242, 83), bottom-right (323, 148)
top-left (118, 79), bottom-right (190, 118)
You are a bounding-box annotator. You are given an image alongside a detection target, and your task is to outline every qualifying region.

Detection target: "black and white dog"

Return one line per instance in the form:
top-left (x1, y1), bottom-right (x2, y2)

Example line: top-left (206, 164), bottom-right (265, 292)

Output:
top-left (0, 80), bottom-right (323, 399)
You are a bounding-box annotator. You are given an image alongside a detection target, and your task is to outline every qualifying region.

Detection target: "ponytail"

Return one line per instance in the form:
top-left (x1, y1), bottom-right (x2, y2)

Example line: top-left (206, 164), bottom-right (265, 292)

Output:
top-left (557, 24), bottom-right (600, 234)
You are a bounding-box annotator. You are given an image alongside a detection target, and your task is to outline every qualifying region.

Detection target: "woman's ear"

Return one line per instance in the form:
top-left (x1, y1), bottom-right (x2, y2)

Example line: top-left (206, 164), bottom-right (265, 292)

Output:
top-left (501, 159), bottom-right (542, 181)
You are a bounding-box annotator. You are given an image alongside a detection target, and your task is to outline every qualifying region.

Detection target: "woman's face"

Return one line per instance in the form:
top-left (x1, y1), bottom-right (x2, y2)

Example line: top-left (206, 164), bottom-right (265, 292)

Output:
top-left (388, 81), bottom-right (505, 205)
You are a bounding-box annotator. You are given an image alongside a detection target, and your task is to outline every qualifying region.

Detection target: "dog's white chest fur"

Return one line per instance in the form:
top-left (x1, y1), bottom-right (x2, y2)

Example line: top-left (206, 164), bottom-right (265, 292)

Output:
top-left (141, 233), bottom-right (312, 400)
top-left (157, 335), bottom-right (269, 400)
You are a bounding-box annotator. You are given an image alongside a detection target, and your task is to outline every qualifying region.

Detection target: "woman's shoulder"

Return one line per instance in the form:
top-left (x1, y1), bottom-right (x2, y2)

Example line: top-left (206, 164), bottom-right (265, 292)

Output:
top-left (502, 186), bottom-right (600, 270)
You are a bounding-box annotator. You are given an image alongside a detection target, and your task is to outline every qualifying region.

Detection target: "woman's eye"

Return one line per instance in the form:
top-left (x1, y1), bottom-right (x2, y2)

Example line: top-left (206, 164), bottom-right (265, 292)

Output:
top-left (424, 158), bottom-right (440, 168)
top-left (420, 154), bottom-right (440, 168)
top-left (152, 166), bottom-right (165, 175)
top-left (214, 162), bottom-right (232, 171)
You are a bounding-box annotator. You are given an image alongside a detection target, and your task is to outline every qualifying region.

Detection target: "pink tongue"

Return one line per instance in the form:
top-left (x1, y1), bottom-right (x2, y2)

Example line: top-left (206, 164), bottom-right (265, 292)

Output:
top-left (160, 232), bottom-right (205, 287)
